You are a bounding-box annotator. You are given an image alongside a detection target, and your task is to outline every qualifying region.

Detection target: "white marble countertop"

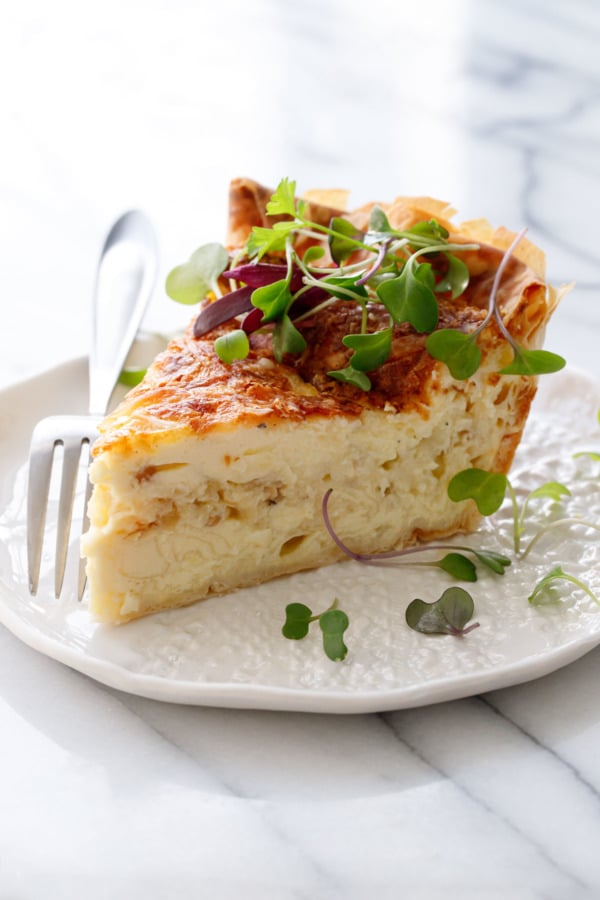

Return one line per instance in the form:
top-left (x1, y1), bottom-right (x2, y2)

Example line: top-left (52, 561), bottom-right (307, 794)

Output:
top-left (2, 1), bottom-right (600, 896)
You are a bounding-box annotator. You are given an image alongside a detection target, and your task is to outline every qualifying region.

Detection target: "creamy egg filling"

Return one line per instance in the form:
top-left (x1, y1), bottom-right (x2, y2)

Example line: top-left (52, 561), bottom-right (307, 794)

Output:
top-left (82, 358), bottom-right (531, 623)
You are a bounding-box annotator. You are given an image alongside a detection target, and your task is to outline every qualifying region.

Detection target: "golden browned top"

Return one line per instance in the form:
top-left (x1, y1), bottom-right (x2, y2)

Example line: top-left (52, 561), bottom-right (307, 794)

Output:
top-left (93, 179), bottom-right (553, 456)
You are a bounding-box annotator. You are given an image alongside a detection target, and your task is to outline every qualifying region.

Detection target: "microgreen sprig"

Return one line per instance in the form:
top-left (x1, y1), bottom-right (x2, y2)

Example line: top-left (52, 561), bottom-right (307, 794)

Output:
top-left (166, 243), bottom-right (229, 304)
top-left (519, 516), bottom-right (600, 561)
top-left (447, 467), bottom-right (579, 554)
top-left (574, 451), bottom-right (600, 463)
top-left (168, 178), bottom-right (563, 390)
top-left (406, 587), bottom-right (480, 636)
top-left (489, 229), bottom-right (565, 377)
top-left (282, 599), bottom-right (349, 661)
top-left (214, 329), bottom-right (250, 364)
top-left (529, 566), bottom-right (600, 607)
top-left (426, 228), bottom-right (565, 380)
top-left (118, 367), bottom-right (147, 387)
top-left (321, 489), bottom-right (510, 579)
top-left (166, 179), bottom-right (565, 390)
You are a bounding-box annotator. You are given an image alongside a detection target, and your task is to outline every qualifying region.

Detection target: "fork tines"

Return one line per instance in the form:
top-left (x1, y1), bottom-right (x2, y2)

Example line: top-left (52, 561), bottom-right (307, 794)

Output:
top-left (27, 415), bottom-right (100, 599)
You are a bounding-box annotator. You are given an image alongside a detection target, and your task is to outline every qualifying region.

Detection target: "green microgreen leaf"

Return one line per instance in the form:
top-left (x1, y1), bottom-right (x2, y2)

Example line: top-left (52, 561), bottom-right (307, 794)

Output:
top-left (282, 602), bottom-right (313, 639)
top-left (486, 227), bottom-right (564, 379)
top-left (416, 261), bottom-right (436, 291)
top-left (435, 553), bottom-right (478, 582)
top-left (435, 253), bottom-right (470, 299)
top-left (214, 329), bottom-right (250, 364)
top-left (407, 219), bottom-right (449, 241)
top-left (499, 346), bottom-right (566, 376)
top-left (272, 219), bottom-right (299, 233)
top-left (266, 177), bottom-right (297, 217)
top-left (528, 482), bottom-right (571, 503)
top-left (303, 245), bottom-right (326, 264)
top-left (319, 276), bottom-right (369, 302)
top-left (250, 279), bottom-right (292, 323)
top-left (376, 259), bottom-right (439, 332)
top-left (574, 451), bottom-right (600, 461)
top-left (282, 600), bottom-right (350, 661)
top-left (165, 242), bottom-right (229, 305)
top-left (118, 367), bottom-right (147, 387)
top-left (327, 366), bottom-right (371, 391)
top-left (272, 314), bottom-right (307, 362)
top-left (528, 566), bottom-right (600, 607)
top-left (319, 608), bottom-right (350, 661)
top-left (246, 225), bottom-right (290, 260)
top-left (342, 328), bottom-right (393, 372)
top-left (368, 205), bottom-right (392, 233)
top-left (515, 481), bottom-right (572, 548)
top-left (406, 587), bottom-right (479, 636)
top-left (329, 217), bottom-right (363, 265)
top-left (425, 329), bottom-right (482, 380)
top-left (471, 549), bottom-right (511, 575)
top-left (447, 468), bottom-right (508, 516)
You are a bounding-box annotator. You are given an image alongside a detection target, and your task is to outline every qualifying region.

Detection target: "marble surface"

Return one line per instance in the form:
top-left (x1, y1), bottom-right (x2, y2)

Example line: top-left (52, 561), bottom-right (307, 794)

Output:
top-left (1, 0), bottom-right (600, 896)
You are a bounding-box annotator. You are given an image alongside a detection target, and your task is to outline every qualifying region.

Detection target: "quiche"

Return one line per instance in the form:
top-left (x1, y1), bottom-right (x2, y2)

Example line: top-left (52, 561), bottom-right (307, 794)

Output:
top-left (81, 178), bottom-right (563, 623)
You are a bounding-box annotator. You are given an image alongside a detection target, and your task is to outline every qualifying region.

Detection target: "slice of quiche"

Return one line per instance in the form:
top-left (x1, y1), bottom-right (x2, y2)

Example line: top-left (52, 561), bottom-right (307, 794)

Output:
top-left (81, 178), bottom-right (563, 623)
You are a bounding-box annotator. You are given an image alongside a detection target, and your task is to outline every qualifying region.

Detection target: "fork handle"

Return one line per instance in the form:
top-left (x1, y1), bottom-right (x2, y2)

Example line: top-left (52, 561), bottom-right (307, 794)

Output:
top-left (88, 210), bottom-right (158, 416)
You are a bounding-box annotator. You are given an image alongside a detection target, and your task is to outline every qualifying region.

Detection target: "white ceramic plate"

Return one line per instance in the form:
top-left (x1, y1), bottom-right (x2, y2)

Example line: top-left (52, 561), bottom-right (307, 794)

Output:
top-left (0, 362), bottom-right (599, 713)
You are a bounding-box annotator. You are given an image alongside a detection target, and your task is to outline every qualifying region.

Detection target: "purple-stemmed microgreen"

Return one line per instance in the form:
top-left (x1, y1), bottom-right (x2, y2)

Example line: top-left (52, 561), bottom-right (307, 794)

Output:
top-left (407, 552), bottom-right (477, 582)
top-left (355, 238), bottom-right (392, 286)
top-left (282, 598), bottom-right (349, 661)
top-left (427, 228), bottom-right (565, 380)
top-left (491, 230), bottom-right (565, 376)
top-left (424, 223), bottom-right (519, 380)
top-left (321, 489), bottom-right (510, 579)
top-left (405, 587), bottom-right (480, 636)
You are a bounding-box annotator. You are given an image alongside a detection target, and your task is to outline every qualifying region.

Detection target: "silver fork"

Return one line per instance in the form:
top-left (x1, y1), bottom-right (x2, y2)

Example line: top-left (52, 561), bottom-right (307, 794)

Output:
top-left (27, 210), bottom-right (158, 600)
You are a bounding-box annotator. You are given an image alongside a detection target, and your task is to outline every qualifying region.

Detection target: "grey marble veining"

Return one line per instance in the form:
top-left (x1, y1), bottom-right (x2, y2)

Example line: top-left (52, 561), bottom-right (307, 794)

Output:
top-left (1, 1), bottom-right (600, 897)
